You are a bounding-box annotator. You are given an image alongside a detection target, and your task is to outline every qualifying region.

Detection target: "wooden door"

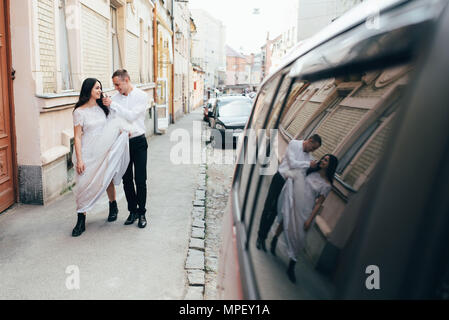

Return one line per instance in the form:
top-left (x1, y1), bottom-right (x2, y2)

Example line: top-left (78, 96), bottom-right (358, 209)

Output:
top-left (0, 0), bottom-right (15, 212)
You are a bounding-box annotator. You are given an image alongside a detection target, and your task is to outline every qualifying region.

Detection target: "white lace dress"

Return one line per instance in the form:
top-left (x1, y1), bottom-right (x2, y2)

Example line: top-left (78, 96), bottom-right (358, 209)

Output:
top-left (72, 106), bottom-right (131, 213)
top-left (277, 169), bottom-right (332, 261)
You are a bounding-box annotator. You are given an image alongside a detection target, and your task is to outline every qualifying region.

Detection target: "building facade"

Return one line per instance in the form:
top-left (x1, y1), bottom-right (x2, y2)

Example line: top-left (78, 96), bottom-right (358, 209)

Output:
top-left (10, 0), bottom-right (156, 206)
top-left (225, 45), bottom-right (246, 86)
top-left (191, 65), bottom-right (205, 110)
top-left (173, 1), bottom-right (191, 121)
top-left (190, 17), bottom-right (204, 110)
top-left (297, 0), bottom-right (364, 41)
top-left (154, 0), bottom-right (173, 127)
top-left (191, 9), bottom-right (225, 98)
top-left (250, 52), bottom-right (262, 88)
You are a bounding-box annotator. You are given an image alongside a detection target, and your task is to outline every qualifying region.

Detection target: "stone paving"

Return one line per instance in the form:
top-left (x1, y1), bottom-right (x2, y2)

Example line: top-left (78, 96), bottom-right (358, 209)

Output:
top-left (0, 109), bottom-right (203, 300)
top-left (202, 124), bottom-right (236, 300)
top-left (184, 123), bottom-right (208, 300)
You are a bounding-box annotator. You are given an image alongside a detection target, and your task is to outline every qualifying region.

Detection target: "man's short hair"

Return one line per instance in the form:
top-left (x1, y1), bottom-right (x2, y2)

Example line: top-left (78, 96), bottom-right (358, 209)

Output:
top-left (112, 69), bottom-right (130, 80)
top-left (308, 134), bottom-right (322, 146)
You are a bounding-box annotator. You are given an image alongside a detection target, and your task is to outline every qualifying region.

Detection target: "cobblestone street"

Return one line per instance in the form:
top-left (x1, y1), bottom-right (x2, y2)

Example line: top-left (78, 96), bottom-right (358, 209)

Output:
top-left (203, 125), bottom-right (236, 299)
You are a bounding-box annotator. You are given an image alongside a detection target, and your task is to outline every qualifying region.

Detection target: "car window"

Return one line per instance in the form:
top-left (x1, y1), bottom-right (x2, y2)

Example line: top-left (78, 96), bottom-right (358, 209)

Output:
top-left (241, 74), bottom-right (295, 228)
top-left (234, 75), bottom-right (282, 220)
top-left (217, 96), bottom-right (251, 107)
top-left (218, 101), bottom-right (252, 117)
top-left (246, 63), bottom-right (415, 299)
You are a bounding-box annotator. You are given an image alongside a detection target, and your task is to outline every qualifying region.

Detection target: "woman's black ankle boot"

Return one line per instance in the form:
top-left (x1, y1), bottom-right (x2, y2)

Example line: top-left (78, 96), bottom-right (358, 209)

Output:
top-left (108, 200), bottom-right (118, 222)
top-left (286, 259), bottom-right (296, 283)
top-left (72, 212), bottom-right (86, 237)
top-left (270, 236), bottom-right (278, 256)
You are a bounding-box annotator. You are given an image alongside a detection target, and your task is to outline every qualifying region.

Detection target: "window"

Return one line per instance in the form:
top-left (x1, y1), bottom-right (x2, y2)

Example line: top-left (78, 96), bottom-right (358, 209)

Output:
top-left (58, 0), bottom-right (72, 90)
top-left (337, 89), bottom-right (403, 189)
top-left (301, 89), bottom-right (351, 140)
top-left (243, 74), bottom-right (293, 228)
top-left (280, 78), bottom-right (337, 140)
top-left (311, 104), bottom-right (369, 161)
top-left (244, 64), bottom-right (413, 299)
top-left (139, 19), bottom-right (145, 83)
top-left (148, 26), bottom-right (153, 82)
top-left (234, 74), bottom-right (281, 221)
top-left (111, 5), bottom-right (122, 73)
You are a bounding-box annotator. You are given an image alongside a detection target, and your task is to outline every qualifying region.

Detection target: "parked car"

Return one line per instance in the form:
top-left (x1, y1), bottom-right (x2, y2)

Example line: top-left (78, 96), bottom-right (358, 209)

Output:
top-left (207, 95), bottom-right (251, 126)
top-left (209, 99), bottom-right (253, 148)
top-left (246, 92), bottom-right (257, 99)
top-left (217, 0), bottom-right (449, 299)
top-left (203, 98), bottom-right (216, 122)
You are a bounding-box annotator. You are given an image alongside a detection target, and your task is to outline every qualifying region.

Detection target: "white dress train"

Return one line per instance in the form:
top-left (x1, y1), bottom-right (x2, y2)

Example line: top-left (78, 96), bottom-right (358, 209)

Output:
top-left (72, 106), bottom-right (132, 213)
top-left (277, 168), bottom-right (332, 261)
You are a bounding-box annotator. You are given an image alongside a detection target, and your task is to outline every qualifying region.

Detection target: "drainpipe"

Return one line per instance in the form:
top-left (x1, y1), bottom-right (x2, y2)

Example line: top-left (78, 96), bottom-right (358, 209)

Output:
top-left (153, 4), bottom-right (162, 135)
top-left (171, 0), bottom-right (175, 124)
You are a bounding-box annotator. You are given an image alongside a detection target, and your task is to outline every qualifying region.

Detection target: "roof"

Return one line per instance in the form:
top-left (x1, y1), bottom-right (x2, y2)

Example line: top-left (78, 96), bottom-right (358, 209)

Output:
top-left (226, 45), bottom-right (246, 59)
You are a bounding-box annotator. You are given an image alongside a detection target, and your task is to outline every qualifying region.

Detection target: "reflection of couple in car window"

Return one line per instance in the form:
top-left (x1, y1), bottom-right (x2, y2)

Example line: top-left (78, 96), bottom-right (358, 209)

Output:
top-left (256, 134), bottom-right (339, 283)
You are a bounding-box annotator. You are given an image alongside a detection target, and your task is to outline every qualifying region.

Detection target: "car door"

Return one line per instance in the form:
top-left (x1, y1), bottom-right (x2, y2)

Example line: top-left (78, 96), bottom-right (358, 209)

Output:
top-left (337, 1), bottom-right (449, 299)
top-left (231, 0), bottom-right (447, 299)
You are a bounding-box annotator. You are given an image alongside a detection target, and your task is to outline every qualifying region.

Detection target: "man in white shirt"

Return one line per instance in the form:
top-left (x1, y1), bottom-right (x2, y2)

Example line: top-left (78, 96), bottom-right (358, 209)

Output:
top-left (103, 69), bottom-right (149, 228)
top-left (256, 134), bottom-right (322, 251)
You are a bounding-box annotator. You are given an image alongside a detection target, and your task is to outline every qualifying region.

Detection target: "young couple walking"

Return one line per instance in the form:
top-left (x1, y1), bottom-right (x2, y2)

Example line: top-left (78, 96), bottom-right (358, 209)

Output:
top-left (71, 69), bottom-right (149, 237)
top-left (256, 134), bottom-right (339, 283)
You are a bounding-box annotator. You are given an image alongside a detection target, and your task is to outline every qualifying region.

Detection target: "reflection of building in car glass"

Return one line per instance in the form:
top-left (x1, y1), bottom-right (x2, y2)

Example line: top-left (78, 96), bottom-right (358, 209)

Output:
top-left (218, 0), bottom-right (449, 300)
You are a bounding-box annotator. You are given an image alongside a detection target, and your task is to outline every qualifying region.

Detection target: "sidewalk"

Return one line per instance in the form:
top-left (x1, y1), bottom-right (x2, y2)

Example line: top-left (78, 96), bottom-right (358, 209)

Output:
top-left (0, 109), bottom-right (203, 299)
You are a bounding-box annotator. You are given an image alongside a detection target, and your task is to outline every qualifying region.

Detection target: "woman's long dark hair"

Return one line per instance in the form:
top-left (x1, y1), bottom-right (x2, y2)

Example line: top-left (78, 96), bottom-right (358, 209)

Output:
top-left (306, 154), bottom-right (339, 184)
top-left (73, 78), bottom-right (109, 117)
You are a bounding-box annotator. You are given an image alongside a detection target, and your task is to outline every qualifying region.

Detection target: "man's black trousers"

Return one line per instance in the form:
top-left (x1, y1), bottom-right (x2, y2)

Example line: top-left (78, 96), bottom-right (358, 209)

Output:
top-left (257, 171), bottom-right (286, 241)
top-left (123, 134), bottom-right (148, 215)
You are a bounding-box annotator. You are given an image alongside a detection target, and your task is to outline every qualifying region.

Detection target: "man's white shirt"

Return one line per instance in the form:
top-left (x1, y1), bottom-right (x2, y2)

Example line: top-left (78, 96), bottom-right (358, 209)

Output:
top-left (110, 87), bottom-right (148, 138)
top-left (278, 139), bottom-right (313, 179)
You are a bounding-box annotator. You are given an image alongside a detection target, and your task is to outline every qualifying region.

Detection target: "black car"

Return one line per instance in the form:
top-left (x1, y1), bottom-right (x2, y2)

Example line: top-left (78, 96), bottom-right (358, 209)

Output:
top-left (209, 99), bottom-right (252, 148)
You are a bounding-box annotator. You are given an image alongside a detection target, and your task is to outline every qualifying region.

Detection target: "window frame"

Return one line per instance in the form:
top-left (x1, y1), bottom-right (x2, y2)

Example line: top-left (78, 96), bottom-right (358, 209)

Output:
top-left (58, 0), bottom-right (73, 91)
top-left (110, 4), bottom-right (123, 74)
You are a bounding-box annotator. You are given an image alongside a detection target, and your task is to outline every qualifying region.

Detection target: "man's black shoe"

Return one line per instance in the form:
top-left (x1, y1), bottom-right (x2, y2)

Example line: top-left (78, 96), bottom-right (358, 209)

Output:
top-left (138, 214), bottom-right (147, 229)
top-left (256, 237), bottom-right (267, 252)
top-left (124, 212), bottom-right (137, 225)
top-left (107, 201), bottom-right (118, 222)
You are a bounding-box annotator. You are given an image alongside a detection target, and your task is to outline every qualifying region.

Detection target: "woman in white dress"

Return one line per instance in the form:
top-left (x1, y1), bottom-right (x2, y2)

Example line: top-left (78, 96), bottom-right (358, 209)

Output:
top-left (271, 153), bottom-right (339, 283)
top-left (71, 78), bottom-right (131, 237)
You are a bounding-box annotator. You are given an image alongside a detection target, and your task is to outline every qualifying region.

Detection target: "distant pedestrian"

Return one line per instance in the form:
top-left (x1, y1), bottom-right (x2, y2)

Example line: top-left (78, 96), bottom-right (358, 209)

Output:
top-left (102, 69), bottom-right (149, 229)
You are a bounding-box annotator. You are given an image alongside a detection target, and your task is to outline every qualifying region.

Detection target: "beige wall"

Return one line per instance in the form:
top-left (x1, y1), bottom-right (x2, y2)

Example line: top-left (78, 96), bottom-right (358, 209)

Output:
top-left (37, 0), bottom-right (57, 94)
top-left (126, 31), bottom-right (140, 83)
top-left (11, 0), bottom-right (42, 166)
top-left (10, 0), bottom-right (156, 204)
top-left (192, 69), bottom-right (204, 109)
top-left (39, 108), bottom-right (73, 156)
top-left (81, 4), bottom-right (110, 86)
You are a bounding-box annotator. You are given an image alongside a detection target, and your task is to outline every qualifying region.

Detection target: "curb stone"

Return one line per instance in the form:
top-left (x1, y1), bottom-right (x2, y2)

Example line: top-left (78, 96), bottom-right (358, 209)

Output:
top-left (184, 121), bottom-right (208, 300)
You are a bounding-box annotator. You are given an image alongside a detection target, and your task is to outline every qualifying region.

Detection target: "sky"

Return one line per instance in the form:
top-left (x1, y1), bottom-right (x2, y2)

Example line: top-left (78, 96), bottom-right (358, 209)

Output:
top-left (189, 0), bottom-right (298, 55)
